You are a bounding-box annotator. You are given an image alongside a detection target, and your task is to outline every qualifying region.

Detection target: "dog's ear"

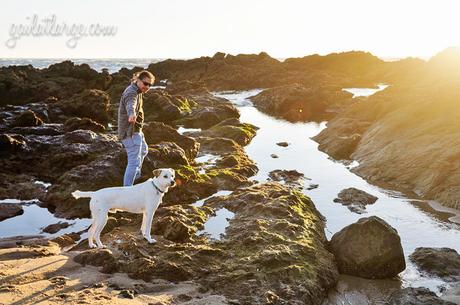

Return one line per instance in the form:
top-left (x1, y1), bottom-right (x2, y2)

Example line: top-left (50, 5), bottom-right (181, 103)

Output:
top-left (152, 169), bottom-right (162, 178)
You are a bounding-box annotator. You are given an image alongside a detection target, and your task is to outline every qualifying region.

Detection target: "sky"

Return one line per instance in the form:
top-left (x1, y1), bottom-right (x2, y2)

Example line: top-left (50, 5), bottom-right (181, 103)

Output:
top-left (1, 0), bottom-right (459, 60)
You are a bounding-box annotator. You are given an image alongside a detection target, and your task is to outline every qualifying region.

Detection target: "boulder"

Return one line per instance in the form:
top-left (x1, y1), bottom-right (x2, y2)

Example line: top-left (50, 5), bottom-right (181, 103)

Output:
top-left (329, 216), bottom-right (405, 279)
top-left (410, 247), bottom-right (460, 282)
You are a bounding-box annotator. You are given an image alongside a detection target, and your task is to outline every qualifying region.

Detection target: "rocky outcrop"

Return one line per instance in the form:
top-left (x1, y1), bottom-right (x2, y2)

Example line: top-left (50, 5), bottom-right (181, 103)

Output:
top-left (149, 51), bottom-right (389, 92)
top-left (313, 48), bottom-right (460, 210)
top-left (11, 110), bottom-right (44, 127)
top-left (143, 89), bottom-right (195, 122)
top-left (54, 89), bottom-right (111, 126)
top-left (142, 121), bottom-right (199, 160)
top-left (388, 287), bottom-right (456, 305)
top-left (45, 149), bottom-right (125, 218)
top-left (329, 216), bottom-right (405, 279)
top-left (173, 94), bottom-right (240, 129)
top-left (0, 61), bottom-right (111, 106)
top-left (63, 117), bottom-right (106, 133)
top-left (251, 83), bottom-right (353, 122)
top-left (410, 247), bottom-right (460, 282)
top-left (186, 119), bottom-right (258, 146)
top-left (87, 182), bottom-right (338, 305)
top-left (333, 187), bottom-right (378, 214)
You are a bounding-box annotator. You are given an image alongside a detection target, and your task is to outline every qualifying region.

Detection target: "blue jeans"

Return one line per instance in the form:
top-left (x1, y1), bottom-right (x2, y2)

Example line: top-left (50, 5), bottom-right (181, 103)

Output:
top-left (121, 132), bottom-right (148, 186)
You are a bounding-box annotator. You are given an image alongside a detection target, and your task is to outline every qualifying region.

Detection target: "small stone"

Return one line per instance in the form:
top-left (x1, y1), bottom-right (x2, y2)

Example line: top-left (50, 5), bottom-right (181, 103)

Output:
top-left (270, 154), bottom-right (279, 158)
top-left (119, 289), bottom-right (135, 299)
top-left (276, 142), bottom-right (289, 147)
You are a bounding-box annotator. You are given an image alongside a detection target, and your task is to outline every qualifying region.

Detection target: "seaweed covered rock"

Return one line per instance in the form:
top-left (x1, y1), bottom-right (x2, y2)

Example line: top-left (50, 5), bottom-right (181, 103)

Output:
top-left (101, 182), bottom-right (338, 305)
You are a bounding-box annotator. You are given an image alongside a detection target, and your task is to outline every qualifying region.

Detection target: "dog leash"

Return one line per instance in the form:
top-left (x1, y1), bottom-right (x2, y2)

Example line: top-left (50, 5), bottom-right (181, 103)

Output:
top-left (151, 180), bottom-right (165, 194)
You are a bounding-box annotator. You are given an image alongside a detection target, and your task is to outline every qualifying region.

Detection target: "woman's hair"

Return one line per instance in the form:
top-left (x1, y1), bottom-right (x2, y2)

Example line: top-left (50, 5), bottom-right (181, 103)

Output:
top-left (132, 70), bottom-right (155, 82)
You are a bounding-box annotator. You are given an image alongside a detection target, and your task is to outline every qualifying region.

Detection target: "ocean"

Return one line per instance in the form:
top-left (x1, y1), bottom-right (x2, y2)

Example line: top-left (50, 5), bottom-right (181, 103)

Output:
top-left (0, 58), bottom-right (166, 73)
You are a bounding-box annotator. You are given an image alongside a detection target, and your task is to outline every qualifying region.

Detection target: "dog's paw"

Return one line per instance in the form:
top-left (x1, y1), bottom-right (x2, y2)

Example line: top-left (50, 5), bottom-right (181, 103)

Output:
top-left (88, 244), bottom-right (97, 249)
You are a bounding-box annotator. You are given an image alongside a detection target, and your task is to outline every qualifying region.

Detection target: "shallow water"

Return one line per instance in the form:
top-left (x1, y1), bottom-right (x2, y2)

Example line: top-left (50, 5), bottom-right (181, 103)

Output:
top-left (343, 84), bottom-right (388, 98)
top-left (212, 89), bottom-right (460, 293)
top-left (0, 204), bottom-right (91, 239)
top-left (196, 208), bottom-right (235, 240)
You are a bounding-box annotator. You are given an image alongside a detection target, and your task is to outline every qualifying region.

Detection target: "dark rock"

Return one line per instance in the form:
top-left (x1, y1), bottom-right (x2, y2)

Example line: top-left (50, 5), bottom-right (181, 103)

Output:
top-left (329, 216), bottom-right (405, 279)
top-left (45, 150), bottom-right (125, 218)
top-left (0, 61), bottom-right (111, 106)
top-left (333, 187), bottom-right (378, 214)
top-left (174, 94), bottom-right (240, 129)
top-left (1, 130), bottom-right (121, 187)
top-left (11, 110), bottom-right (43, 127)
top-left (10, 125), bottom-right (62, 136)
top-left (0, 203), bottom-right (24, 221)
top-left (250, 83), bottom-right (350, 122)
top-left (196, 122), bottom-right (258, 146)
top-left (143, 121), bottom-right (199, 160)
top-left (149, 142), bottom-right (189, 167)
top-left (64, 129), bottom-right (98, 144)
top-left (270, 154), bottom-right (279, 158)
top-left (0, 134), bottom-right (26, 155)
top-left (276, 142), bottom-right (289, 147)
top-left (143, 90), bottom-right (193, 122)
top-left (56, 89), bottom-right (110, 126)
top-left (0, 173), bottom-right (48, 201)
top-left (410, 247), bottom-right (460, 281)
top-left (119, 289), bottom-right (135, 299)
top-left (41, 221), bottom-right (71, 234)
top-left (388, 287), bottom-right (456, 305)
top-left (268, 169), bottom-right (306, 189)
top-left (63, 117), bottom-right (106, 133)
top-left (166, 80), bottom-right (209, 95)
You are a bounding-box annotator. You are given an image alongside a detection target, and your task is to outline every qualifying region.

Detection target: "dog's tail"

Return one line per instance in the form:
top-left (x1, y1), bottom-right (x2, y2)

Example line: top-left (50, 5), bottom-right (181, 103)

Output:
top-left (71, 190), bottom-right (95, 199)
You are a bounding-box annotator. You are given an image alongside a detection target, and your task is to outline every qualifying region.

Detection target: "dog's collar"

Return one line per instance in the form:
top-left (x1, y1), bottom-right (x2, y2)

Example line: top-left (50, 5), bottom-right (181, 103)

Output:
top-left (151, 180), bottom-right (165, 194)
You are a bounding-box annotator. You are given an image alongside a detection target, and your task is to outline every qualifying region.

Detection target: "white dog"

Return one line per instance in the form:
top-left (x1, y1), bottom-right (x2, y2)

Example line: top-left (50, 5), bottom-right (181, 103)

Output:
top-left (72, 168), bottom-right (176, 248)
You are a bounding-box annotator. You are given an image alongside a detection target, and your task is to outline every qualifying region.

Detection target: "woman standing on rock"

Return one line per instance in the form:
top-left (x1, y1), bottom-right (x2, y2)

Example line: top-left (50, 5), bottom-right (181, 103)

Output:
top-left (118, 70), bottom-right (155, 186)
